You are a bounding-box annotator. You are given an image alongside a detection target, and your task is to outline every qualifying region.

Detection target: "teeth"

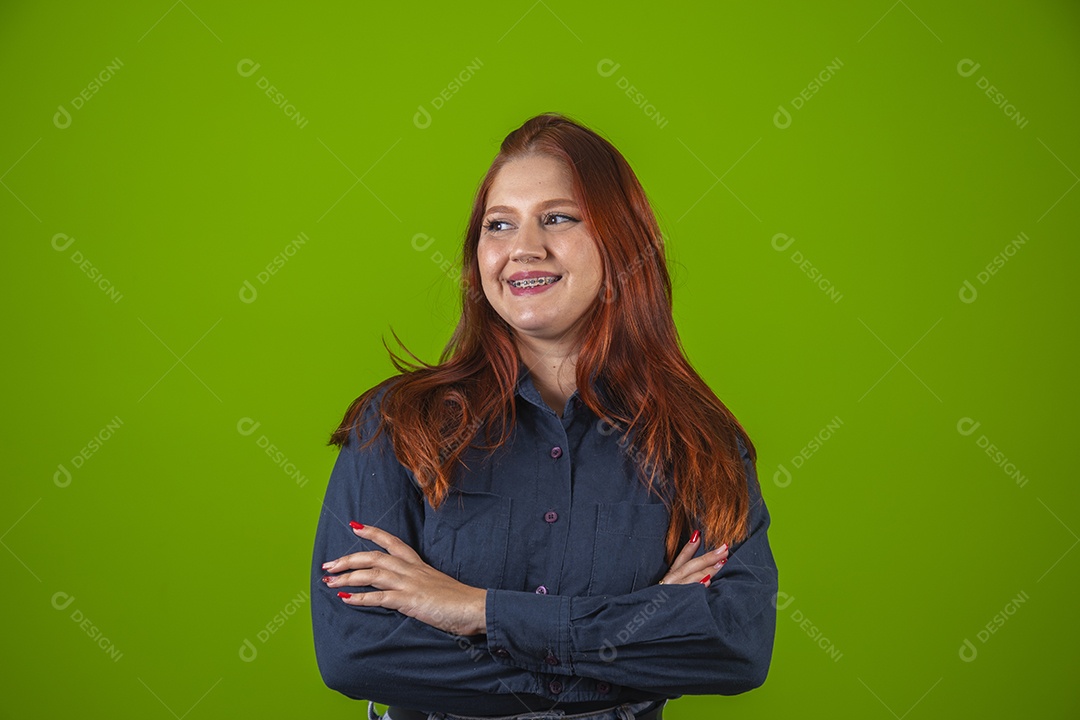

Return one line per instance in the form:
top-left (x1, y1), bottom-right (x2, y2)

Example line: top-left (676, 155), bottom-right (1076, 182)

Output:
top-left (510, 276), bottom-right (560, 289)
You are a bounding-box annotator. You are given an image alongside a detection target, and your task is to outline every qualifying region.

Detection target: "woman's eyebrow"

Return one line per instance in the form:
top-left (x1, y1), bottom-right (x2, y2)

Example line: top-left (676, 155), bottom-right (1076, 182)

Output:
top-left (484, 198), bottom-right (579, 215)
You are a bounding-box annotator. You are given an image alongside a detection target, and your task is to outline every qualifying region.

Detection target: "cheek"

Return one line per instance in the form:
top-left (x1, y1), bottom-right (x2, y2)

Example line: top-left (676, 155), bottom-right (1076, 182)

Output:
top-left (476, 247), bottom-right (501, 291)
top-left (476, 243), bottom-right (499, 273)
top-left (580, 245), bottom-right (604, 287)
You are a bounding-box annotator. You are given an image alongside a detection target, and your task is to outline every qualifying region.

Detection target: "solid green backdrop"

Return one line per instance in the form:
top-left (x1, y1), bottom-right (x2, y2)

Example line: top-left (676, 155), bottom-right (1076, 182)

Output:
top-left (2, 1), bottom-right (1077, 717)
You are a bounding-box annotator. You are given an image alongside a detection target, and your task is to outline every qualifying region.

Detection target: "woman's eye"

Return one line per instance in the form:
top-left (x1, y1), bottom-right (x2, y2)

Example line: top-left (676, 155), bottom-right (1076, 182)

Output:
top-left (545, 213), bottom-right (578, 226)
top-left (484, 219), bottom-right (510, 233)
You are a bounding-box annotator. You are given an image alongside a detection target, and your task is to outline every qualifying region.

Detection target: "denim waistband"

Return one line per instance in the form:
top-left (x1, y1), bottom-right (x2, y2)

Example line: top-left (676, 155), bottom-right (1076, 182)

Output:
top-left (369, 698), bottom-right (665, 720)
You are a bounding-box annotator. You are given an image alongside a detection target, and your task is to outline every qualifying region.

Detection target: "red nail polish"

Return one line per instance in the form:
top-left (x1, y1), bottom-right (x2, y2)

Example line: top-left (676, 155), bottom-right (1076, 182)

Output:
top-left (699, 574), bottom-right (711, 584)
top-left (690, 529), bottom-right (700, 544)
top-left (349, 521), bottom-right (364, 530)
top-left (337, 591), bottom-right (352, 599)
top-left (321, 576), bottom-right (331, 583)
top-left (719, 558), bottom-right (726, 566)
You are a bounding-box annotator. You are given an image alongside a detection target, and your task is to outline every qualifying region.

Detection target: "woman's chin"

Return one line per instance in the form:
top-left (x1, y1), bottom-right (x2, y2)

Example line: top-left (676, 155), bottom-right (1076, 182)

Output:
top-left (508, 318), bottom-right (576, 341)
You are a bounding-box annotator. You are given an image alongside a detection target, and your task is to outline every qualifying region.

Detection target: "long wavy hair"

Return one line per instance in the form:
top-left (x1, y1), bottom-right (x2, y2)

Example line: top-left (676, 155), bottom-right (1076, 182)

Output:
top-left (330, 112), bottom-right (756, 563)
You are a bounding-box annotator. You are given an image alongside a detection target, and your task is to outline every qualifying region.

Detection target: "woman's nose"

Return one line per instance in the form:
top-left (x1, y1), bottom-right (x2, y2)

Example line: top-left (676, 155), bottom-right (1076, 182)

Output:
top-left (510, 218), bottom-right (548, 263)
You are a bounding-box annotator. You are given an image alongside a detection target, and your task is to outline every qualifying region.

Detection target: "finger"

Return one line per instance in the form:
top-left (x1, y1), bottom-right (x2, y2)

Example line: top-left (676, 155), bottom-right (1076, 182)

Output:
top-left (324, 566), bottom-right (397, 590)
top-left (349, 522), bottom-right (421, 561)
top-left (322, 548), bottom-right (405, 574)
top-left (691, 544), bottom-right (728, 576)
top-left (661, 543), bottom-right (729, 585)
top-left (668, 529), bottom-right (704, 573)
top-left (704, 544), bottom-right (729, 570)
top-left (336, 588), bottom-right (397, 609)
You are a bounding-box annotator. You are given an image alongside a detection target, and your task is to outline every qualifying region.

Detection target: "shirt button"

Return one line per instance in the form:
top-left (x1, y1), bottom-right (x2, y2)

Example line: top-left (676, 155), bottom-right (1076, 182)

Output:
top-left (596, 681), bottom-right (611, 694)
top-left (492, 646), bottom-right (510, 658)
top-left (545, 652), bottom-right (560, 666)
top-left (544, 510), bottom-right (558, 523)
top-left (535, 585), bottom-right (548, 594)
top-left (548, 679), bottom-right (563, 695)
top-left (550, 446), bottom-right (562, 459)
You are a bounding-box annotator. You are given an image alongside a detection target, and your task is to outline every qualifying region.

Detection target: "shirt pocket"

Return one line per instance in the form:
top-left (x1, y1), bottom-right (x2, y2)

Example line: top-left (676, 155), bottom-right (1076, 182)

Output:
top-left (422, 488), bottom-right (511, 589)
top-left (589, 501), bottom-right (671, 596)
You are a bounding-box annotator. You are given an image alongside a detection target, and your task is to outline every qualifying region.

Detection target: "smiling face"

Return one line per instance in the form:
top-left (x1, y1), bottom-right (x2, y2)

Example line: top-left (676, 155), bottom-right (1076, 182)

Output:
top-left (477, 153), bottom-right (604, 350)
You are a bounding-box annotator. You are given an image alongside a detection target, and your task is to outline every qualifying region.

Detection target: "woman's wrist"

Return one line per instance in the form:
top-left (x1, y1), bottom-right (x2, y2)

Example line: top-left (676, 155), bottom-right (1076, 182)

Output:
top-left (469, 586), bottom-right (488, 636)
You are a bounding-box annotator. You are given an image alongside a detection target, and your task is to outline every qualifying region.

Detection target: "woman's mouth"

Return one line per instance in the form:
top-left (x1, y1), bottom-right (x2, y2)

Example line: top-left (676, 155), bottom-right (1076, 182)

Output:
top-left (509, 276), bottom-right (561, 289)
top-left (508, 275), bottom-right (562, 296)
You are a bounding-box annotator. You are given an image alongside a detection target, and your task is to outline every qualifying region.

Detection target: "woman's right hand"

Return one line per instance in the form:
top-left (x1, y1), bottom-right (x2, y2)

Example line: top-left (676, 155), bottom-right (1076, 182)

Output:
top-left (657, 530), bottom-right (728, 588)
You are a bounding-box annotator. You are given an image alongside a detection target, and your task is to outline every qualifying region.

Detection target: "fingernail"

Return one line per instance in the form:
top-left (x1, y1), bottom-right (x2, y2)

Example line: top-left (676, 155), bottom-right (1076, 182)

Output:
top-left (714, 558), bottom-right (727, 569)
top-left (714, 545), bottom-right (727, 556)
top-left (690, 529), bottom-right (700, 544)
top-left (337, 591), bottom-right (352, 599)
top-left (349, 521), bottom-right (364, 530)
top-left (322, 561), bottom-right (335, 570)
top-left (321, 576), bottom-right (331, 584)
top-left (699, 574), bottom-right (711, 584)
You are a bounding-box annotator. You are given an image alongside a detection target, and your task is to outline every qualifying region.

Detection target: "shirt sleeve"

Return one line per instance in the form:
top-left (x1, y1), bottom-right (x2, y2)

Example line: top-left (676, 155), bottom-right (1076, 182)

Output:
top-left (310, 388), bottom-right (548, 708)
top-left (484, 434), bottom-right (778, 695)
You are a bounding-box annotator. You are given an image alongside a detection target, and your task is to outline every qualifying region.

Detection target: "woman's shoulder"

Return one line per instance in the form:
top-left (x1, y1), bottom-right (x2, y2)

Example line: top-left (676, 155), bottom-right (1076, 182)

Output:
top-left (332, 373), bottom-right (406, 448)
top-left (358, 374), bottom-right (403, 409)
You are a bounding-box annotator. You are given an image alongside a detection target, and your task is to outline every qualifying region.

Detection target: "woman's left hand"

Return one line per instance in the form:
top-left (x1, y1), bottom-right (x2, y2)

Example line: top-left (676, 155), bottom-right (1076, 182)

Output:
top-left (658, 530), bottom-right (728, 587)
top-left (321, 522), bottom-right (487, 637)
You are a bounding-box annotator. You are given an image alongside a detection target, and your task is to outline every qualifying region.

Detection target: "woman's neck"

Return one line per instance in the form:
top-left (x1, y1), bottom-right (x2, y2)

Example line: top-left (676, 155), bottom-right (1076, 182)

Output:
top-left (515, 336), bottom-right (579, 418)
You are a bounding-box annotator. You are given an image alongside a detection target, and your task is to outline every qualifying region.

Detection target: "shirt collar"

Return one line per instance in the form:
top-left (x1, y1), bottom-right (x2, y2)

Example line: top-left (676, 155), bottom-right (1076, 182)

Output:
top-left (513, 359), bottom-right (613, 417)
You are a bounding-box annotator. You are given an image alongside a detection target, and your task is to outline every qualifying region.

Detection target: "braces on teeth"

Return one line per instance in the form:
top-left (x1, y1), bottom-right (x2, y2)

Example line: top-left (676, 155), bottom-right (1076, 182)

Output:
top-left (511, 276), bottom-right (560, 288)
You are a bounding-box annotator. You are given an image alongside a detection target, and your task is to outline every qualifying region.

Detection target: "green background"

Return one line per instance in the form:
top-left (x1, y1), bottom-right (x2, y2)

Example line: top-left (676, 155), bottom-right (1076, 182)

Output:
top-left (2, 1), bottom-right (1077, 717)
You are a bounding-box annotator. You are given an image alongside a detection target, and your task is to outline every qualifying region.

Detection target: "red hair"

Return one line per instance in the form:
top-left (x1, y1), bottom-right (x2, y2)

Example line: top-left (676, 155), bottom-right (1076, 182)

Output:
top-left (330, 112), bottom-right (756, 563)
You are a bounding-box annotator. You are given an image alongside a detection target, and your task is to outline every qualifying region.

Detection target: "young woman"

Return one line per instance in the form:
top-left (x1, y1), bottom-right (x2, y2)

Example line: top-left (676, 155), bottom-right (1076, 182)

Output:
top-left (311, 112), bottom-right (778, 720)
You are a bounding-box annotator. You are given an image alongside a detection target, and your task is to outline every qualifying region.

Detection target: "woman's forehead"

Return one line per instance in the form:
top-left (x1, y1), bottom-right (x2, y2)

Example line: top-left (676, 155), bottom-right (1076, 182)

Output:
top-left (486, 156), bottom-right (576, 210)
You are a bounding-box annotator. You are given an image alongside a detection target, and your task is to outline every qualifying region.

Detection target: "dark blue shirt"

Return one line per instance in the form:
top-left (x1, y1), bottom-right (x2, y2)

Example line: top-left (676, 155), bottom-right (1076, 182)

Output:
top-left (311, 364), bottom-right (778, 715)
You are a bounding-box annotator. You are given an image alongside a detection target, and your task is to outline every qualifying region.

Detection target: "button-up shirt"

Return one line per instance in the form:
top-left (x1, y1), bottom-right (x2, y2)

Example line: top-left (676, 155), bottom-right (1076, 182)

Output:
top-left (311, 364), bottom-right (778, 715)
